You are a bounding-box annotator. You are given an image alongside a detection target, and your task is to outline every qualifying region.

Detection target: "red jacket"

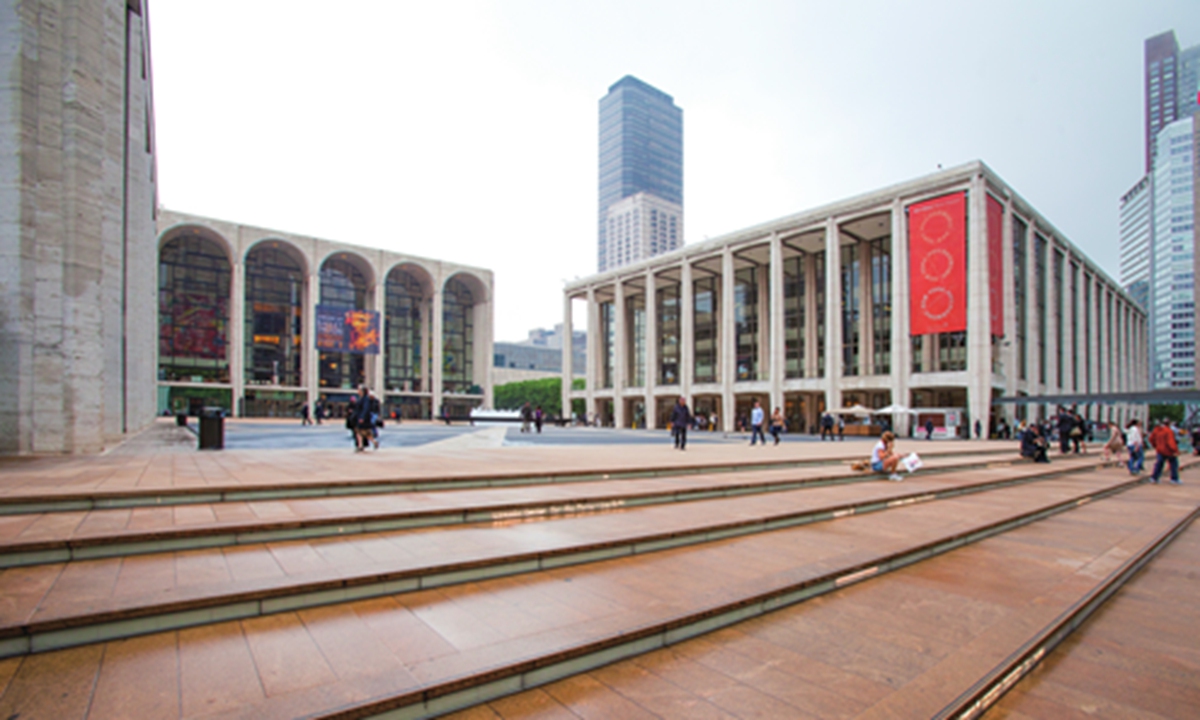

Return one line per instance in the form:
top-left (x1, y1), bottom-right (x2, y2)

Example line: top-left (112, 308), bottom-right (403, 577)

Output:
top-left (1148, 425), bottom-right (1179, 458)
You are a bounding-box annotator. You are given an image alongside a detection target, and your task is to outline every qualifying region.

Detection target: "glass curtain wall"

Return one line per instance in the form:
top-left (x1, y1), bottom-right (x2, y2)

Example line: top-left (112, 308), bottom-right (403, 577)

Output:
top-left (784, 255), bottom-right (805, 378)
top-left (693, 276), bottom-right (719, 383)
top-left (870, 239), bottom-right (891, 375)
top-left (841, 245), bottom-right (861, 376)
top-left (627, 293), bottom-right (646, 387)
top-left (815, 253), bottom-right (826, 377)
top-left (319, 258), bottom-right (368, 391)
top-left (1013, 218), bottom-right (1028, 380)
top-left (442, 278), bottom-right (476, 393)
top-left (734, 267), bottom-right (759, 381)
top-left (385, 269), bottom-right (423, 392)
top-left (598, 301), bottom-right (614, 389)
top-left (656, 283), bottom-right (680, 385)
top-left (244, 245), bottom-right (302, 387)
top-left (159, 235), bottom-right (231, 383)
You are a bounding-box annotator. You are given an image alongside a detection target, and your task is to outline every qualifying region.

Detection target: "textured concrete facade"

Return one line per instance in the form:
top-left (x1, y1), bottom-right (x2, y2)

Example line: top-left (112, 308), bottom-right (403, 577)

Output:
top-left (0, 1), bottom-right (158, 454)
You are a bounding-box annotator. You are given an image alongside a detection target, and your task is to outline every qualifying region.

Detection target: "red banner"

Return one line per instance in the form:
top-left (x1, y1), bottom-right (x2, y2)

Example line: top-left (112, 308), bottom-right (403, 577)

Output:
top-left (909, 193), bottom-right (966, 336)
top-left (987, 195), bottom-right (1005, 338)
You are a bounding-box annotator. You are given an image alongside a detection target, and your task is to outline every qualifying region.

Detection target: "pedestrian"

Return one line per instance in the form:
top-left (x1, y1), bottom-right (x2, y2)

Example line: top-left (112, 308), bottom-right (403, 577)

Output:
top-left (770, 407), bottom-right (785, 445)
top-left (1020, 424), bottom-right (1050, 463)
top-left (872, 431), bottom-right (903, 480)
top-left (300, 403), bottom-right (312, 426)
top-left (749, 400), bottom-right (766, 446)
top-left (1148, 418), bottom-right (1181, 484)
top-left (1069, 412), bottom-right (1085, 454)
top-left (1192, 425), bottom-right (1200, 456)
top-left (974, 419), bottom-right (981, 439)
top-left (1058, 407), bottom-right (1074, 455)
top-left (534, 405), bottom-right (544, 434)
top-left (821, 412), bottom-right (834, 441)
top-left (1126, 419), bottom-right (1144, 474)
top-left (1102, 422), bottom-right (1126, 467)
top-left (350, 386), bottom-right (373, 452)
top-left (837, 415), bottom-right (845, 441)
top-left (670, 397), bottom-right (691, 450)
top-left (314, 400), bottom-right (324, 425)
top-left (924, 418), bottom-right (934, 441)
top-left (520, 402), bottom-right (532, 433)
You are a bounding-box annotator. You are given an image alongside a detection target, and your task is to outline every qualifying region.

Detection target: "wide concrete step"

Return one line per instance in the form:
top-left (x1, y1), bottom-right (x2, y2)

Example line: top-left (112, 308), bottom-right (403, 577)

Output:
top-left (0, 465), bottom-right (1194, 720)
top-left (0, 452), bottom-right (1044, 568)
top-left (0, 458), bottom-right (1113, 659)
top-left (0, 445), bottom-right (1019, 515)
top-left (440, 476), bottom-right (1200, 720)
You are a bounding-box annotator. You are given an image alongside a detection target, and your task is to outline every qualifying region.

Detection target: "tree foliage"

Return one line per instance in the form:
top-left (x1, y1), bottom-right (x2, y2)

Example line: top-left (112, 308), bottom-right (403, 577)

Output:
top-left (1149, 402), bottom-right (1185, 424)
top-left (493, 377), bottom-right (584, 417)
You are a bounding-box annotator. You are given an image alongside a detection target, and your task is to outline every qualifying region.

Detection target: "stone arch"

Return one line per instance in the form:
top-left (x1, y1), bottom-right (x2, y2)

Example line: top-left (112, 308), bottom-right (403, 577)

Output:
top-left (157, 226), bottom-right (234, 391)
top-left (243, 238), bottom-right (308, 390)
top-left (157, 223), bottom-right (235, 264)
top-left (442, 270), bottom-right (489, 304)
top-left (243, 237), bottom-right (309, 276)
top-left (318, 249), bottom-right (376, 294)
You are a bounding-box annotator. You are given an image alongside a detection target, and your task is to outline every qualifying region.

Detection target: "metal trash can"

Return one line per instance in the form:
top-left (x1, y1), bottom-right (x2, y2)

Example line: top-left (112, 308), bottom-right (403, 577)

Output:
top-left (198, 407), bottom-right (225, 450)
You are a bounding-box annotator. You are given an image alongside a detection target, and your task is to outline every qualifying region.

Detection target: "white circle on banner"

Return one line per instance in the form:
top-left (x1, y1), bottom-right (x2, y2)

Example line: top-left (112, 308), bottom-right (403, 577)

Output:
top-left (920, 248), bottom-right (954, 283)
top-left (920, 287), bottom-right (954, 321)
top-left (919, 210), bottom-right (953, 245)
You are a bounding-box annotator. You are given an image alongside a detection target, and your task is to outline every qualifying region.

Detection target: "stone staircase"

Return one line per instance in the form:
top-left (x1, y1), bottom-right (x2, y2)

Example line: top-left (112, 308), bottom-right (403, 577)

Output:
top-left (0, 448), bottom-right (1195, 719)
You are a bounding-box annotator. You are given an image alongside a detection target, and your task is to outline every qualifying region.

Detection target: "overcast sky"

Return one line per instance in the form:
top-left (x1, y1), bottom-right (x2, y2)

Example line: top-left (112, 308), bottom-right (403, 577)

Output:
top-left (149, 1), bottom-right (1198, 342)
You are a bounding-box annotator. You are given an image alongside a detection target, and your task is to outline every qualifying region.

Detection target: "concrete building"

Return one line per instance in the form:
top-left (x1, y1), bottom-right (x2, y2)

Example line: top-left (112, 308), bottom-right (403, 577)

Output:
top-left (156, 211), bottom-right (494, 420)
top-left (1150, 117), bottom-right (1197, 389)
top-left (0, 1), bottom-right (159, 454)
top-left (598, 76), bottom-right (683, 273)
top-left (563, 162), bottom-right (1148, 436)
top-left (1119, 175), bottom-right (1152, 310)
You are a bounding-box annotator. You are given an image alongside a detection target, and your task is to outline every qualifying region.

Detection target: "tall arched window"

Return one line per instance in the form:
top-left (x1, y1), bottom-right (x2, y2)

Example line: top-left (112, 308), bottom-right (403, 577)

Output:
top-left (244, 244), bottom-right (304, 387)
top-left (319, 257), bottom-right (369, 390)
top-left (385, 268), bottom-right (424, 392)
top-left (442, 278), bottom-right (475, 393)
top-left (158, 234), bottom-right (231, 383)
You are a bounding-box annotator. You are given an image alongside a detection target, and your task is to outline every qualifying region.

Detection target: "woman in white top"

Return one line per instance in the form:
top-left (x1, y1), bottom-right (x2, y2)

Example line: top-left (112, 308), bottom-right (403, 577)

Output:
top-left (1125, 419), bottom-right (1144, 475)
top-left (871, 431), bottom-right (902, 481)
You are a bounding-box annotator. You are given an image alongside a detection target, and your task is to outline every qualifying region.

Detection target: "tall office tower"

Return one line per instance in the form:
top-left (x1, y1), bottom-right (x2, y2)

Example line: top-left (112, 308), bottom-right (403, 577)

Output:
top-left (1119, 175), bottom-right (1152, 311)
top-left (598, 76), bottom-right (683, 273)
top-left (1150, 116), bottom-right (1197, 389)
top-left (604, 192), bottom-right (682, 272)
top-left (1179, 44), bottom-right (1200, 119)
top-left (1145, 31), bottom-right (1180, 172)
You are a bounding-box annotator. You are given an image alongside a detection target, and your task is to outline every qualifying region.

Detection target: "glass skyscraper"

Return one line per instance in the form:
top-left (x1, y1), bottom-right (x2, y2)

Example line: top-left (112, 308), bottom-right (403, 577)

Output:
top-left (1150, 116), bottom-right (1196, 388)
top-left (598, 76), bottom-right (683, 272)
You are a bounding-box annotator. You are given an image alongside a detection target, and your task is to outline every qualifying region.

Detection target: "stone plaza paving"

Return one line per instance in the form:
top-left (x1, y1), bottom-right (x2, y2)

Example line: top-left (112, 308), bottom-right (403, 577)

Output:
top-left (0, 420), bottom-right (1196, 718)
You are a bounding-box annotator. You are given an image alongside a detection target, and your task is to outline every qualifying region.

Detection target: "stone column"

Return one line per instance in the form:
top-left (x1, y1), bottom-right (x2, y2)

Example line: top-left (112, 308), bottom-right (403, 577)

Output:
top-left (306, 271), bottom-right (320, 413)
top-left (681, 263), bottom-right (694, 401)
top-left (229, 260), bottom-right (245, 417)
top-left (966, 176), bottom-right (991, 438)
top-left (431, 286), bottom-right (444, 419)
top-left (1025, 229), bottom-right (1039, 419)
top-left (824, 218), bottom-right (842, 412)
top-left (561, 292), bottom-right (573, 423)
top-left (372, 279), bottom-right (385, 397)
top-left (720, 248), bottom-right (736, 432)
top-left (644, 269), bottom-right (658, 429)
top-left (769, 234), bottom-right (784, 413)
top-left (419, 295), bottom-right (432, 414)
top-left (478, 290), bottom-right (495, 409)
top-left (613, 281), bottom-right (627, 428)
top-left (1001, 199), bottom-right (1017, 424)
top-left (586, 286), bottom-right (598, 420)
top-left (890, 200), bottom-right (911, 435)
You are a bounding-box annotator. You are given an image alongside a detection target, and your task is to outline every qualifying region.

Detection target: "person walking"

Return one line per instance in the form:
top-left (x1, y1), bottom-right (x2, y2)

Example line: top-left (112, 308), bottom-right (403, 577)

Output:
top-left (1058, 408), bottom-right (1075, 455)
top-left (974, 419), bottom-right (981, 439)
top-left (1148, 418), bottom-right (1181, 484)
top-left (1125, 419), bottom-right (1144, 474)
top-left (670, 397), bottom-right (691, 450)
top-left (520, 402), bottom-right (532, 433)
top-left (924, 418), bottom-right (934, 440)
top-left (300, 403), bottom-right (312, 426)
top-left (314, 399), bottom-right (324, 425)
top-left (820, 412), bottom-right (833, 441)
top-left (836, 415), bottom-right (845, 441)
top-left (534, 405), bottom-right (544, 434)
top-left (770, 407), bottom-right (785, 445)
top-left (350, 386), bottom-right (373, 452)
top-left (749, 400), bottom-right (766, 446)
top-left (1102, 422), bottom-right (1126, 467)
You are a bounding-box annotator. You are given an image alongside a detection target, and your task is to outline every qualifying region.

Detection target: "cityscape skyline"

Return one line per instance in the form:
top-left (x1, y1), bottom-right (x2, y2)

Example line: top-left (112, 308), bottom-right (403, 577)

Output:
top-left (147, 2), bottom-right (1200, 343)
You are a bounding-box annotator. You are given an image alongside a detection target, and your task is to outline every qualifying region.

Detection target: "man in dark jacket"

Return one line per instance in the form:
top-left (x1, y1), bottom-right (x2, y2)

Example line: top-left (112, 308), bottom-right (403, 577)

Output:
top-left (670, 397), bottom-right (692, 450)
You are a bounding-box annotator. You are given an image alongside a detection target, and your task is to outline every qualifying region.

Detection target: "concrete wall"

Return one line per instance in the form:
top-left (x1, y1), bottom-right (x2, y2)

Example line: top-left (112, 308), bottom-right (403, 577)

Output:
top-left (0, 1), bottom-right (158, 454)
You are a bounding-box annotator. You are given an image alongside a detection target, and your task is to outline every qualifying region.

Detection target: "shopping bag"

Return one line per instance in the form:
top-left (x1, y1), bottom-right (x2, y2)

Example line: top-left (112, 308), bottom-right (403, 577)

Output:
top-left (902, 452), bottom-right (923, 473)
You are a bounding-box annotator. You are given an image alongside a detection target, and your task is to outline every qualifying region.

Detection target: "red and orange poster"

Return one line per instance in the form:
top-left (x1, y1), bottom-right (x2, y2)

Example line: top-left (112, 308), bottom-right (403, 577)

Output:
top-left (909, 193), bottom-right (966, 336)
top-left (987, 194), bottom-right (1005, 338)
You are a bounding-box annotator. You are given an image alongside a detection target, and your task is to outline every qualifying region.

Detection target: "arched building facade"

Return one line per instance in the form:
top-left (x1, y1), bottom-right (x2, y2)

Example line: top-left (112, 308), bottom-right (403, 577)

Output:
top-left (157, 210), bottom-right (494, 419)
top-left (563, 162), bottom-right (1150, 437)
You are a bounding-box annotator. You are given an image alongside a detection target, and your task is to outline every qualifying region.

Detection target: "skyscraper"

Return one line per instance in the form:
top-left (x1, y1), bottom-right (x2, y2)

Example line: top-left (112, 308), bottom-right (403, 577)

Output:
top-left (1145, 31), bottom-right (1180, 172)
top-left (598, 76), bottom-right (683, 273)
top-left (1150, 116), bottom-right (1197, 389)
top-left (1119, 175), bottom-right (1151, 310)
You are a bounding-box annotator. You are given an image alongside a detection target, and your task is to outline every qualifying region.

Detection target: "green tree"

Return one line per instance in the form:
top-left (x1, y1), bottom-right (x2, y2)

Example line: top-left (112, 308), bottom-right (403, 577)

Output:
top-left (493, 377), bottom-right (585, 418)
top-left (1148, 403), bottom-right (1184, 424)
